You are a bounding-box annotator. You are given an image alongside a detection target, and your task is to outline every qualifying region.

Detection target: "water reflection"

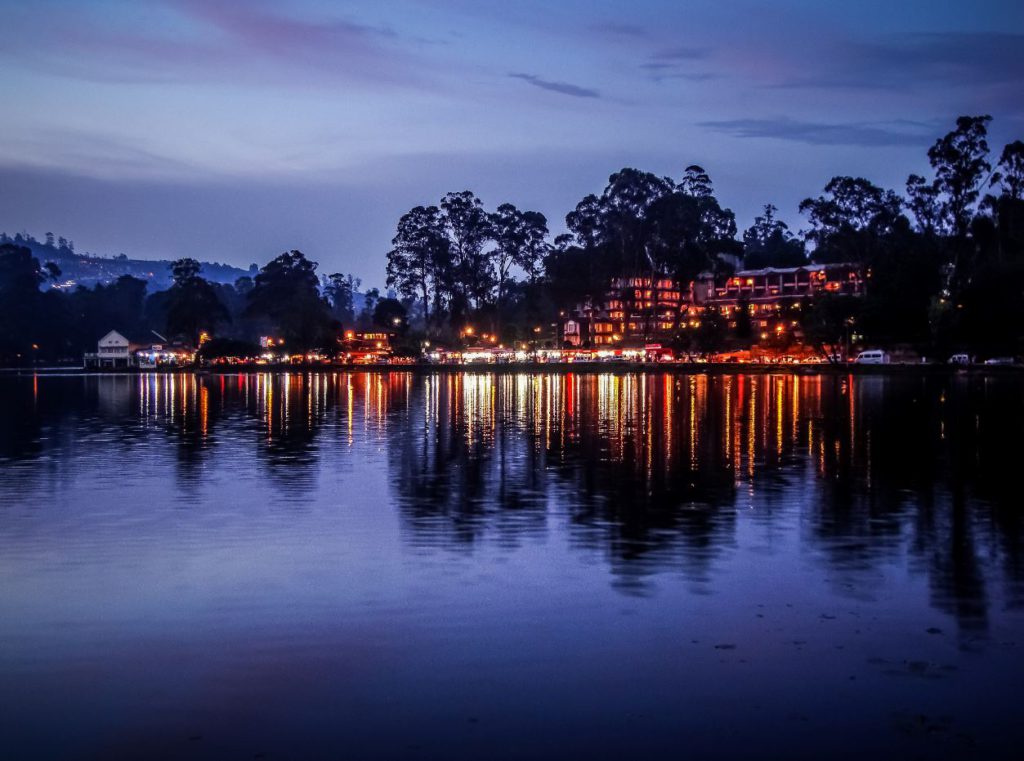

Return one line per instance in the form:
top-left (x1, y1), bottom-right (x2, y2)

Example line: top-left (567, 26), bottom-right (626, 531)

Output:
top-left (2, 370), bottom-right (1022, 628)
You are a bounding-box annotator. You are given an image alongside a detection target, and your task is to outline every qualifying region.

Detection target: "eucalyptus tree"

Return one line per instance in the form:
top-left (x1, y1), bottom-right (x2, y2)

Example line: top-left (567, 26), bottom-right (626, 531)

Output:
top-left (165, 257), bottom-right (229, 347)
top-left (323, 272), bottom-right (360, 325)
top-left (440, 191), bottom-right (494, 318)
top-left (245, 250), bottom-right (335, 350)
top-left (742, 204), bottom-right (806, 268)
top-left (386, 205), bottom-right (449, 331)
top-left (993, 140), bottom-right (1024, 201)
top-left (799, 176), bottom-right (904, 264)
top-left (489, 203), bottom-right (549, 327)
top-left (905, 175), bottom-right (944, 236)
top-left (928, 115), bottom-right (992, 240)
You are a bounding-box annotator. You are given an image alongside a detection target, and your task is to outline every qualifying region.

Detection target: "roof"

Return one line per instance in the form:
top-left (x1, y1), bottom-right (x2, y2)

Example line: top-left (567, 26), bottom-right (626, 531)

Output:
top-left (732, 263), bottom-right (856, 277)
top-left (98, 330), bottom-right (129, 344)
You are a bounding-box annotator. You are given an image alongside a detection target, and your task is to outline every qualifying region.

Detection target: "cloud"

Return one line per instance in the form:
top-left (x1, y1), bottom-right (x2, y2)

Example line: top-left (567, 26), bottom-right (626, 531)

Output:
top-left (650, 46), bottom-right (710, 62)
top-left (640, 45), bottom-right (712, 82)
top-left (698, 118), bottom-right (937, 147)
top-left (587, 22), bottom-right (651, 39)
top-left (774, 32), bottom-right (1024, 95)
top-left (509, 73), bottom-right (600, 99)
top-left (0, 0), bottom-right (427, 88)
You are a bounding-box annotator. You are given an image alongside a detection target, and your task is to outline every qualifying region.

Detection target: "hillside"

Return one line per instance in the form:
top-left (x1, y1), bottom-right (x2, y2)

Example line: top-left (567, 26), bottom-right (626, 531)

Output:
top-left (0, 232), bottom-right (256, 291)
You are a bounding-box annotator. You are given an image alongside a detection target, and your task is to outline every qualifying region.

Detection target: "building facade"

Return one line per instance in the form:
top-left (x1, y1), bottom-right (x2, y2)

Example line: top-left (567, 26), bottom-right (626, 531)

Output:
top-left (83, 330), bottom-right (131, 368)
top-left (560, 264), bottom-right (865, 349)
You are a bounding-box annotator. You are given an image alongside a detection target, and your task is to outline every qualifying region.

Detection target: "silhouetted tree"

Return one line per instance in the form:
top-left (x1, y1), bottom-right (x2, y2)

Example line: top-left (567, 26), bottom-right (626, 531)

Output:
top-left (324, 272), bottom-right (360, 326)
top-left (246, 250), bottom-right (335, 350)
top-left (742, 204), bottom-right (806, 268)
top-left (164, 258), bottom-right (229, 346)
top-left (490, 203), bottom-right (549, 328)
top-left (386, 205), bottom-right (449, 331)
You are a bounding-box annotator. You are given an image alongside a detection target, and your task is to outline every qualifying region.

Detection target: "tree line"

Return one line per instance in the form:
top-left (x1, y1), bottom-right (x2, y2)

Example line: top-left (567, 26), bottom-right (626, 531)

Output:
top-left (1, 114), bottom-right (1022, 365)
top-left (0, 246), bottom-right (404, 365)
top-left (387, 114), bottom-right (1023, 358)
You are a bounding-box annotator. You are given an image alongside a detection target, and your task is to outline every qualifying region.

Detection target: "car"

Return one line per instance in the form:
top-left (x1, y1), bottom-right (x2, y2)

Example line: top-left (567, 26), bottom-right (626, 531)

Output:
top-left (948, 353), bottom-right (971, 365)
top-left (854, 350), bottom-right (890, 364)
top-left (983, 357), bottom-right (1017, 366)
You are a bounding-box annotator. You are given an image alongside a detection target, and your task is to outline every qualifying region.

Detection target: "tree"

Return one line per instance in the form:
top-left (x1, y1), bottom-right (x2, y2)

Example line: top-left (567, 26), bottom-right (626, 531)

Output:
top-left (742, 204), bottom-right (806, 268)
top-left (928, 115), bottom-right (992, 239)
top-left (373, 297), bottom-right (407, 331)
top-left (324, 272), bottom-right (360, 325)
top-left (386, 205), bottom-right (449, 332)
top-left (799, 176), bottom-right (904, 264)
top-left (993, 140), bottom-right (1024, 201)
top-left (358, 288), bottom-right (380, 329)
top-left (905, 175), bottom-right (944, 235)
top-left (165, 258), bottom-right (229, 346)
top-left (245, 250), bottom-right (335, 350)
top-left (696, 307), bottom-right (726, 356)
top-left (489, 203), bottom-right (549, 328)
top-left (679, 165), bottom-right (713, 198)
top-left (800, 294), bottom-right (861, 360)
top-left (440, 191), bottom-right (494, 317)
top-left (0, 243), bottom-right (60, 363)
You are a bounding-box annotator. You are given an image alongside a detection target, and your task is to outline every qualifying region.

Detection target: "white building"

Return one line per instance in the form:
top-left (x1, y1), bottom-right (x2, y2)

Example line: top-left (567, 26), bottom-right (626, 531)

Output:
top-left (84, 330), bottom-right (132, 369)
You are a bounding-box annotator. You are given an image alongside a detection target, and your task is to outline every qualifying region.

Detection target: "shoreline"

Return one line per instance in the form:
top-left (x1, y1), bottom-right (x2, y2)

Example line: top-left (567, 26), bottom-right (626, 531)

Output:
top-left (4, 362), bottom-right (1022, 377)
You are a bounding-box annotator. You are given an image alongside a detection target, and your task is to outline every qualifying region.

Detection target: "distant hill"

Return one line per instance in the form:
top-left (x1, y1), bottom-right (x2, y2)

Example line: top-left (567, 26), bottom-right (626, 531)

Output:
top-left (0, 231), bottom-right (256, 291)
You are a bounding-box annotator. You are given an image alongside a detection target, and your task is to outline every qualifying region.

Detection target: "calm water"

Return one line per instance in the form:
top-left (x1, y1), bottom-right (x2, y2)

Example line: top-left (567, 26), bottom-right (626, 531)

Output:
top-left (1, 371), bottom-right (1022, 760)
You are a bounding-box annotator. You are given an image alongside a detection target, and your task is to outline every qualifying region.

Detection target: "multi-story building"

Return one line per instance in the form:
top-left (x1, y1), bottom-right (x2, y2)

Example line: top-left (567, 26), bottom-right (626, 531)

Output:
top-left (563, 276), bottom-right (686, 347)
top-left (693, 263), bottom-right (864, 307)
top-left (560, 264), bottom-right (864, 349)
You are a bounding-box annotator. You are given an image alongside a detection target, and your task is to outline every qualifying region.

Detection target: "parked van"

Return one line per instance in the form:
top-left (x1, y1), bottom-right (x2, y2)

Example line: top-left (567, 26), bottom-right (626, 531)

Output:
top-left (948, 353), bottom-right (971, 365)
top-left (854, 350), bottom-right (890, 364)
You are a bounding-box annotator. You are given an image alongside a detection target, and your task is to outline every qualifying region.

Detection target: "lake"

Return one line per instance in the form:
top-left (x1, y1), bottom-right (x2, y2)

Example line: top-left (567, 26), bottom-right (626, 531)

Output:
top-left (1, 371), bottom-right (1022, 760)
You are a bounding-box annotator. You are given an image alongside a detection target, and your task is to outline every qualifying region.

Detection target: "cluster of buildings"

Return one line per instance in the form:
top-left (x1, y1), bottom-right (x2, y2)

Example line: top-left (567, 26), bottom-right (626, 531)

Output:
top-left (83, 330), bottom-right (195, 369)
top-left (84, 330), bottom-right (395, 368)
top-left (82, 265), bottom-right (865, 368)
top-left (560, 264), bottom-right (864, 353)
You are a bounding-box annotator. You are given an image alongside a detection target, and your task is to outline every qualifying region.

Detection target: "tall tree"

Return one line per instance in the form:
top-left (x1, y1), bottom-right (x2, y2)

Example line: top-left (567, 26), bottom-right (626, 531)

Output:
top-left (440, 191), bottom-right (494, 317)
top-left (742, 204), bottom-right (806, 268)
top-left (0, 243), bottom-right (61, 363)
top-left (928, 115), bottom-right (992, 239)
top-left (245, 251), bottom-right (335, 350)
top-left (489, 203), bottom-right (549, 327)
top-left (993, 140), bottom-right (1024, 201)
top-left (386, 205), bottom-right (449, 331)
top-left (165, 258), bottom-right (229, 346)
top-left (324, 272), bottom-right (360, 326)
top-left (905, 174), bottom-right (944, 235)
top-left (799, 176), bottom-right (904, 264)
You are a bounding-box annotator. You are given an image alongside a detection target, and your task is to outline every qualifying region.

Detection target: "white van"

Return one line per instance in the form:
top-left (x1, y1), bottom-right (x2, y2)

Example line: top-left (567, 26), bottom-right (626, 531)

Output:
top-left (948, 353), bottom-right (971, 365)
top-left (854, 350), bottom-right (890, 364)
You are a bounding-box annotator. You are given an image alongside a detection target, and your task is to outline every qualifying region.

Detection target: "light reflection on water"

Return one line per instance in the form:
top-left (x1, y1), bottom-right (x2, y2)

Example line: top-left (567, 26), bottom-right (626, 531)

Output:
top-left (1, 371), bottom-right (1023, 760)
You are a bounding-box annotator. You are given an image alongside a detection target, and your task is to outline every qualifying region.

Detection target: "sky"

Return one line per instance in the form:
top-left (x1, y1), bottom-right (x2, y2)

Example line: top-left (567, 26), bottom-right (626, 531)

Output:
top-left (1, 0), bottom-right (1023, 286)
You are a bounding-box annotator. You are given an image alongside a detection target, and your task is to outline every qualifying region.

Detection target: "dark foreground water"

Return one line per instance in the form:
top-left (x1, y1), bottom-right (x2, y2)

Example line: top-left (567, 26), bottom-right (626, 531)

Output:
top-left (1, 371), bottom-right (1022, 760)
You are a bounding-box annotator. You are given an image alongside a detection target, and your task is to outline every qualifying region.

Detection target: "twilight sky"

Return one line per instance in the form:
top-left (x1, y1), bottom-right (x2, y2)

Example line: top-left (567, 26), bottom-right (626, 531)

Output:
top-left (1, 0), bottom-right (1023, 285)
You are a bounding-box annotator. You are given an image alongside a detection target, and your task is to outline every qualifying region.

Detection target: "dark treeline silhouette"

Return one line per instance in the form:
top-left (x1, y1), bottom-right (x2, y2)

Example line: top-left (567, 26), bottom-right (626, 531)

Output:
top-left (385, 115), bottom-right (1023, 357)
top-left (2, 115), bottom-right (1022, 365)
top-left (0, 244), bottom-right (402, 365)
